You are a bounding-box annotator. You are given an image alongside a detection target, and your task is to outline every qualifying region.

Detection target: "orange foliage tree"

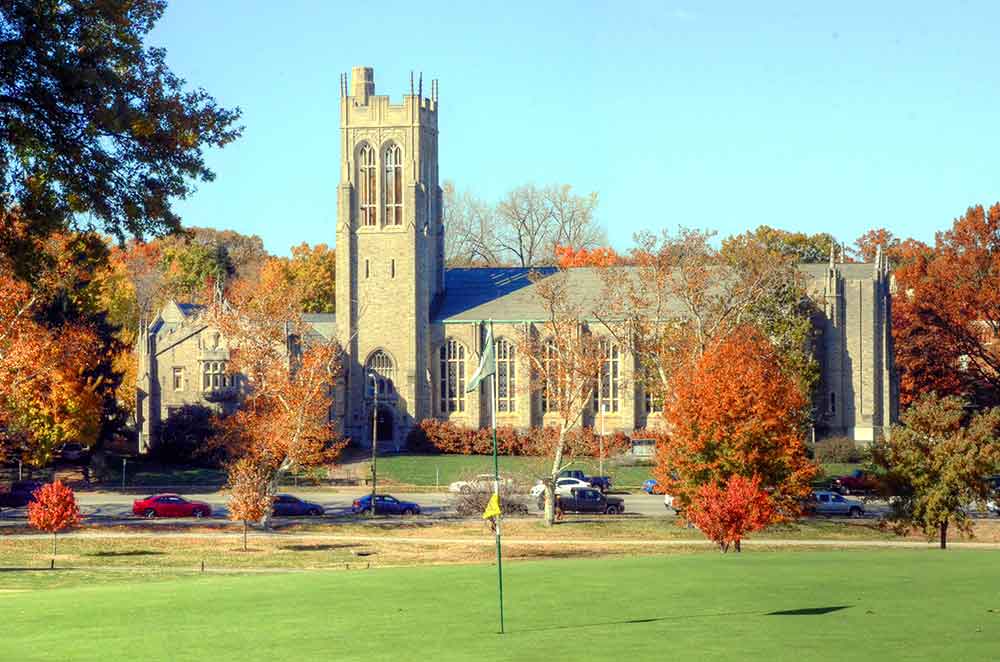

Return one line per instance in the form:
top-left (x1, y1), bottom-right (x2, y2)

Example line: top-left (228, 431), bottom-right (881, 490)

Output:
top-left (209, 272), bottom-right (345, 524)
top-left (226, 457), bottom-right (272, 550)
top-left (892, 203), bottom-right (1000, 407)
top-left (654, 328), bottom-right (816, 518)
top-left (27, 480), bottom-right (82, 564)
top-left (686, 474), bottom-right (777, 553)
top-left (554, 245), bottom-right (621, 268)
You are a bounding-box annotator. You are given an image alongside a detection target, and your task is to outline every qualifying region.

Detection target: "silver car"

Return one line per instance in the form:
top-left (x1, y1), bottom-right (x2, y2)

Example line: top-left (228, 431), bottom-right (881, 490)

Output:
top-left (810, 490), bottom-right (864, 518)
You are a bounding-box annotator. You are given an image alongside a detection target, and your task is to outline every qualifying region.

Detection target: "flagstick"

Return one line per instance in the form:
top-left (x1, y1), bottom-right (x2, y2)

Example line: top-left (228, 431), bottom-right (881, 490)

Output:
top-left (491, 321), bottom-right (505, 635)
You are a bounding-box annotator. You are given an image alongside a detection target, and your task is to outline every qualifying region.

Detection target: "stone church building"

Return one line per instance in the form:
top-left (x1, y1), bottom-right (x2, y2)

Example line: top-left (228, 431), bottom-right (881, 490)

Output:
top-left (136, 67), bottom-right (897, 453)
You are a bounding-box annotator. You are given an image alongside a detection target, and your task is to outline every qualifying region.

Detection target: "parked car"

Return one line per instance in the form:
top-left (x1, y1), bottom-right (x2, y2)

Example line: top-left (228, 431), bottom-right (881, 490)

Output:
top-left (57, 442), bottom-right (88, 463)
top-left (132, 494), bottom-right (211, 518)
top-left (448, 474), bottom-right (513, 494)
top-left (549, 487), bottom-right (625, 515)
top-left (987, 498), bottom-right (998, 517)
top-left (0, 480), bottom-right (44, 508)
top-left (558, 469), bottom-right (612, 493)
top-left (642, 479), bottom-right (659, 494)
top-left (807, 490), bottom-right (865, 518)
top-left (529, 477), bottom-right (590, 499)
top-left (832, 469), bottom-right (880, 495)
top-left (272, 494), bottom-right (324, 517)
top-left (352, 494), bottom-right (421, 516)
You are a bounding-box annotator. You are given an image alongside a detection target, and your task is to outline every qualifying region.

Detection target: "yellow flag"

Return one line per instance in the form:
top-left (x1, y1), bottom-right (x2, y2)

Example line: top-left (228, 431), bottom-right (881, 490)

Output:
top-left (482, 493), bottom-right (502, 519)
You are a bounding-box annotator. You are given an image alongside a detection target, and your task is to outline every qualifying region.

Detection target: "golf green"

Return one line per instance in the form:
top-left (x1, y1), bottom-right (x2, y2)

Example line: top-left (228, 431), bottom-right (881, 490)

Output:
top-left (2, 550), bottom-right (998, 660)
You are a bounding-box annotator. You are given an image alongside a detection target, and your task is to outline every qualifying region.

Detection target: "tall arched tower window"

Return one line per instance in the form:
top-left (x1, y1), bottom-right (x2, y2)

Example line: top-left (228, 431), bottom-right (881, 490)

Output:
top-left (439, 339), bottom-right (466, 413)
top-left (358, 143), bottom-right (377, 226)
top-left (366, 350), bottom-right (396, 396)
top-left (496, 338), bottom-right (516, 412)
top-left (384, 143), bottom-right (403, 226)
top-left (593, 338), bottom-right (620, 413)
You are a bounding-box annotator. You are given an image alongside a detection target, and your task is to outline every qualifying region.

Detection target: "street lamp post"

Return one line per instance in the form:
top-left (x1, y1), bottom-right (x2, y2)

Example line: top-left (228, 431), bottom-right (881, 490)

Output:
top-left (600, 403), bottom-right (607, 477)
top-left (370, 374), bottom-right (378, 518)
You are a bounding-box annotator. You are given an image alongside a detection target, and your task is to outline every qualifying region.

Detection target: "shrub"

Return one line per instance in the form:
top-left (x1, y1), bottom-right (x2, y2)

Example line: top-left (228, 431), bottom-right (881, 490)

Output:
top-left (814, 436), bottom-right (862, 464)
top-left (407, 419), bottom-right (632, 458)
top-left (154, 404), bottom-right (221, 466)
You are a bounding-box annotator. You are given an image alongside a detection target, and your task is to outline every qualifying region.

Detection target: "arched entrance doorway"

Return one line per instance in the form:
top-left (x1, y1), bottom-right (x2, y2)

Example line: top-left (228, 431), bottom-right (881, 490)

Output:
top-left (369, 405), bottom-right (395, 449)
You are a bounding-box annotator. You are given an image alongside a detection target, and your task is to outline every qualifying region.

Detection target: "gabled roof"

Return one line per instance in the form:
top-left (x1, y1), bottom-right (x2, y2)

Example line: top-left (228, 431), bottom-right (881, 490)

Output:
top-left (302, 313), bottom-right (336, 341)
top-left (435, 263), bottom-right (881, 323)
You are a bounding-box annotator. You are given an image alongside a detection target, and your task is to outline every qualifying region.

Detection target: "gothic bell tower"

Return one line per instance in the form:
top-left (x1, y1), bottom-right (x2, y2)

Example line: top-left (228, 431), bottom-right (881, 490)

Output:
top-left (335, 67), bottom-right (444, 448)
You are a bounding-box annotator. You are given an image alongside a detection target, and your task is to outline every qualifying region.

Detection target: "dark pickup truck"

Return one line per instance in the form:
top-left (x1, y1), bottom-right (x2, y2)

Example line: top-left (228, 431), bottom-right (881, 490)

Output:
top-left (558, 469), bottom-right (612, 493)
top-left (553, 487), bottom-right (625, 515)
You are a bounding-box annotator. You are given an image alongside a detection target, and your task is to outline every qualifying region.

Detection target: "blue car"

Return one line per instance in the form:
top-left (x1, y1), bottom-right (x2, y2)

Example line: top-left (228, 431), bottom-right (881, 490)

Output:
top-left (641, 479), bottom-right (659, 494)
top-left (352, 494), bottom-right (421, 516)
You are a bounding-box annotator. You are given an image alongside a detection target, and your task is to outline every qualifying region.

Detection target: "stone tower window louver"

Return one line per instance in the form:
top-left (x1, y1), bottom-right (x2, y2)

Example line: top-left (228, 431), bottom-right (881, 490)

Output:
top-left (384, 143), bottom-right (403, 226)
top-left (359, 143), bottom-right (377, 226)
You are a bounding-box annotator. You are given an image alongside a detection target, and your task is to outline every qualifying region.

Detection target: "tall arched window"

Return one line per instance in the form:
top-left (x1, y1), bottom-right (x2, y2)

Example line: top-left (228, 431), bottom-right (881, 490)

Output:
top-left (439, 339), bottom-right (466, 413)
top-left (366, 350), bottom-right (396, 396)
top-left (358, 143), bottom-right (377, 226)
top-left (384, 143), bottom-right (403, 226)
top-left (496, 338), bottom-right (516, 412)
top-left (593, 339), bottom-right (620, 413)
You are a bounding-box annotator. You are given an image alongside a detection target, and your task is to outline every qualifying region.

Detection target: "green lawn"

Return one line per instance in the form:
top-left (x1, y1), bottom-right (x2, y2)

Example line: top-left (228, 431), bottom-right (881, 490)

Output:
top-left (374, 453), bottom-right (857, 489)
top-left (2, 550), bottom-right (999, 660)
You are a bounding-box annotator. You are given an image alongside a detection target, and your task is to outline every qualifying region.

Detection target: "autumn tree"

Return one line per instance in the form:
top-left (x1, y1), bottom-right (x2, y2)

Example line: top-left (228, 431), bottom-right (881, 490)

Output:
top-left (496, 184), bottom-right (604, 268)
top-left (892, 204), bottom-right (1000, 408)
top-left (654, 329), bottom-right (817, 517)
top-left (443, 182), bottom-right (504, 266)
top-left (721, 226), bottom-right (839, 263)
top-left (0, 1), bottom-right (242, 246)
top-left (686, 474), bottom-right (777, 553)
top-left (268, 244), bottom-right (336, 313)
top-left (598, 228), bottom-right (817, 412)
top-left (873, 394), bottom-right (1000, 549)
top-left (208, 273), bottom-right (345, 524)
top-left (554, 245), bottom-right (622, 268)
top-left (519, 272), bottom-right (605, 526)
top-left (27, 480), bottom-right (82, 566)
top-left (227, 457), bottom-right (272, 551)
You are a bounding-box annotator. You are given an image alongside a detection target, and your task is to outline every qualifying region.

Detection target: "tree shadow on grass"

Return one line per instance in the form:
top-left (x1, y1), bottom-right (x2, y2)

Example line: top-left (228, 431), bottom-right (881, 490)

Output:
top-left (516, 606), bottom-right (852, 634)
top-left (87, 550), bottom-right (165, 558)
top-left (279, 543), bottom-right (361, 552)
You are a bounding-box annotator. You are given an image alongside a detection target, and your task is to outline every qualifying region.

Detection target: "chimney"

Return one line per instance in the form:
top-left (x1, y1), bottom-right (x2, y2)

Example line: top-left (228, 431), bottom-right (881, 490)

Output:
top-left (351, 66), bottom-right (374, 102)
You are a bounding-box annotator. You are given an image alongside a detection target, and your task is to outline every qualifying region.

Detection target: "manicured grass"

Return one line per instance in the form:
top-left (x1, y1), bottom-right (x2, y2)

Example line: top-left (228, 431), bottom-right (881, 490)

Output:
top-left (375, 453), bottom-right (655, 488)
top-left (2, 550), bottom-right (999, 660)
top-left (374, 453), bottom-right (859, 489)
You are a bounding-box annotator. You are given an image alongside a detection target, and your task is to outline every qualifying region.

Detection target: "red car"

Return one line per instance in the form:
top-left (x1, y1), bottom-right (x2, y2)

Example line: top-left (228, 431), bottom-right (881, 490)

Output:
top-left (132, 494), bottom-right (211, 519)
top-left (832, 470), bottom-right (880, 495)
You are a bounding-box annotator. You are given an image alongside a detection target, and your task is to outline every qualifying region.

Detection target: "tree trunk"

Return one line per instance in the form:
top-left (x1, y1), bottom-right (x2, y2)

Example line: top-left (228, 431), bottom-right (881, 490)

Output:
top-left (544, 427), bottom-right (568, 527)
top-left (735, 539), bottom-right (741, 553)
top-left (52, 532), bottom-right (57, 567)
top-left (243, 521), bottom-right (248, 552)
top-left (939, 520), bottom-right (948, 549)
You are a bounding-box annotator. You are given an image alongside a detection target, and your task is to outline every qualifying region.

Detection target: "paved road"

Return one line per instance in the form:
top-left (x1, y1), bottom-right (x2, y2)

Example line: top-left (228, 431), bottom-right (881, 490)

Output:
top-left (0, 489), bottom-right (933, 525)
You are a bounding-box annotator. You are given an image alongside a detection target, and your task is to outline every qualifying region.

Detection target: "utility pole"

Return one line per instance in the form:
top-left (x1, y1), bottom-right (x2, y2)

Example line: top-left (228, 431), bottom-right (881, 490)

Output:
top-left (370, 374), bottom-right (378, 517)
top-left (600, 403), bottom-right (607, 477)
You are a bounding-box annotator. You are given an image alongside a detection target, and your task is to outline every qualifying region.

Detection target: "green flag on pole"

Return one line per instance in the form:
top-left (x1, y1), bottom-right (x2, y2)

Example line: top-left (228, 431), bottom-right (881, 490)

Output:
top-left (466, 324), bottom-right (495, 393)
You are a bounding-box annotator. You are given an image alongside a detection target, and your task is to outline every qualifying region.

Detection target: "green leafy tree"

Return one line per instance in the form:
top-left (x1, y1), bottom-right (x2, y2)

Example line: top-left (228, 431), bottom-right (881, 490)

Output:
top-left (0, 0), bottom-right (242, 250)
top-left (721, 226), bottom-right (841, 263)
top-left (874, 394), bottom-right (1000, 549)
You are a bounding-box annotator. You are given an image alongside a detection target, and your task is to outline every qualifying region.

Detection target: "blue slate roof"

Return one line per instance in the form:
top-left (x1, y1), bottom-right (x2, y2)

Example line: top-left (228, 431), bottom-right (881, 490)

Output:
top-left (432, 267), bottom-right (557, 322)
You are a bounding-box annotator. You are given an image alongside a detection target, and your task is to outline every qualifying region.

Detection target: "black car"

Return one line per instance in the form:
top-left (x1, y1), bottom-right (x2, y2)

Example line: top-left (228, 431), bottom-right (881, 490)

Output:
top-left (272, 494), bottom-right (324, 517)
top-left (0, 480), bottom-right (44, 508)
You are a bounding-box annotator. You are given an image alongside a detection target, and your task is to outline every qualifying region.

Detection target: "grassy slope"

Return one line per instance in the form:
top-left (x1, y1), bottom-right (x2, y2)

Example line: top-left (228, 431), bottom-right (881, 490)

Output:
top-left (375, 454), bottom-right (857, 488)
top-left (3, 551), bottom-right (999, 661)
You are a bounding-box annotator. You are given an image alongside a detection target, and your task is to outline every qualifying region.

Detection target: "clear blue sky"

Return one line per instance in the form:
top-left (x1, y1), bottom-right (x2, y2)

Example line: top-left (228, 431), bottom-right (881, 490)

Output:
top-left (151, 1), bottom-right (1000, 256)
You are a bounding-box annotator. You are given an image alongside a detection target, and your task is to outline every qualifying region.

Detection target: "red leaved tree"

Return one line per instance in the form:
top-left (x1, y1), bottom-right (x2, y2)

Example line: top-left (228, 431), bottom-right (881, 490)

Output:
top-left (686, 474), bottom-right (776, 553)
top-left (27, 480), bottom-right (82, 565)
top-left (654, 328), bottom-right (816, 519)
top-left (554, 245), bottom-right (622, 268)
